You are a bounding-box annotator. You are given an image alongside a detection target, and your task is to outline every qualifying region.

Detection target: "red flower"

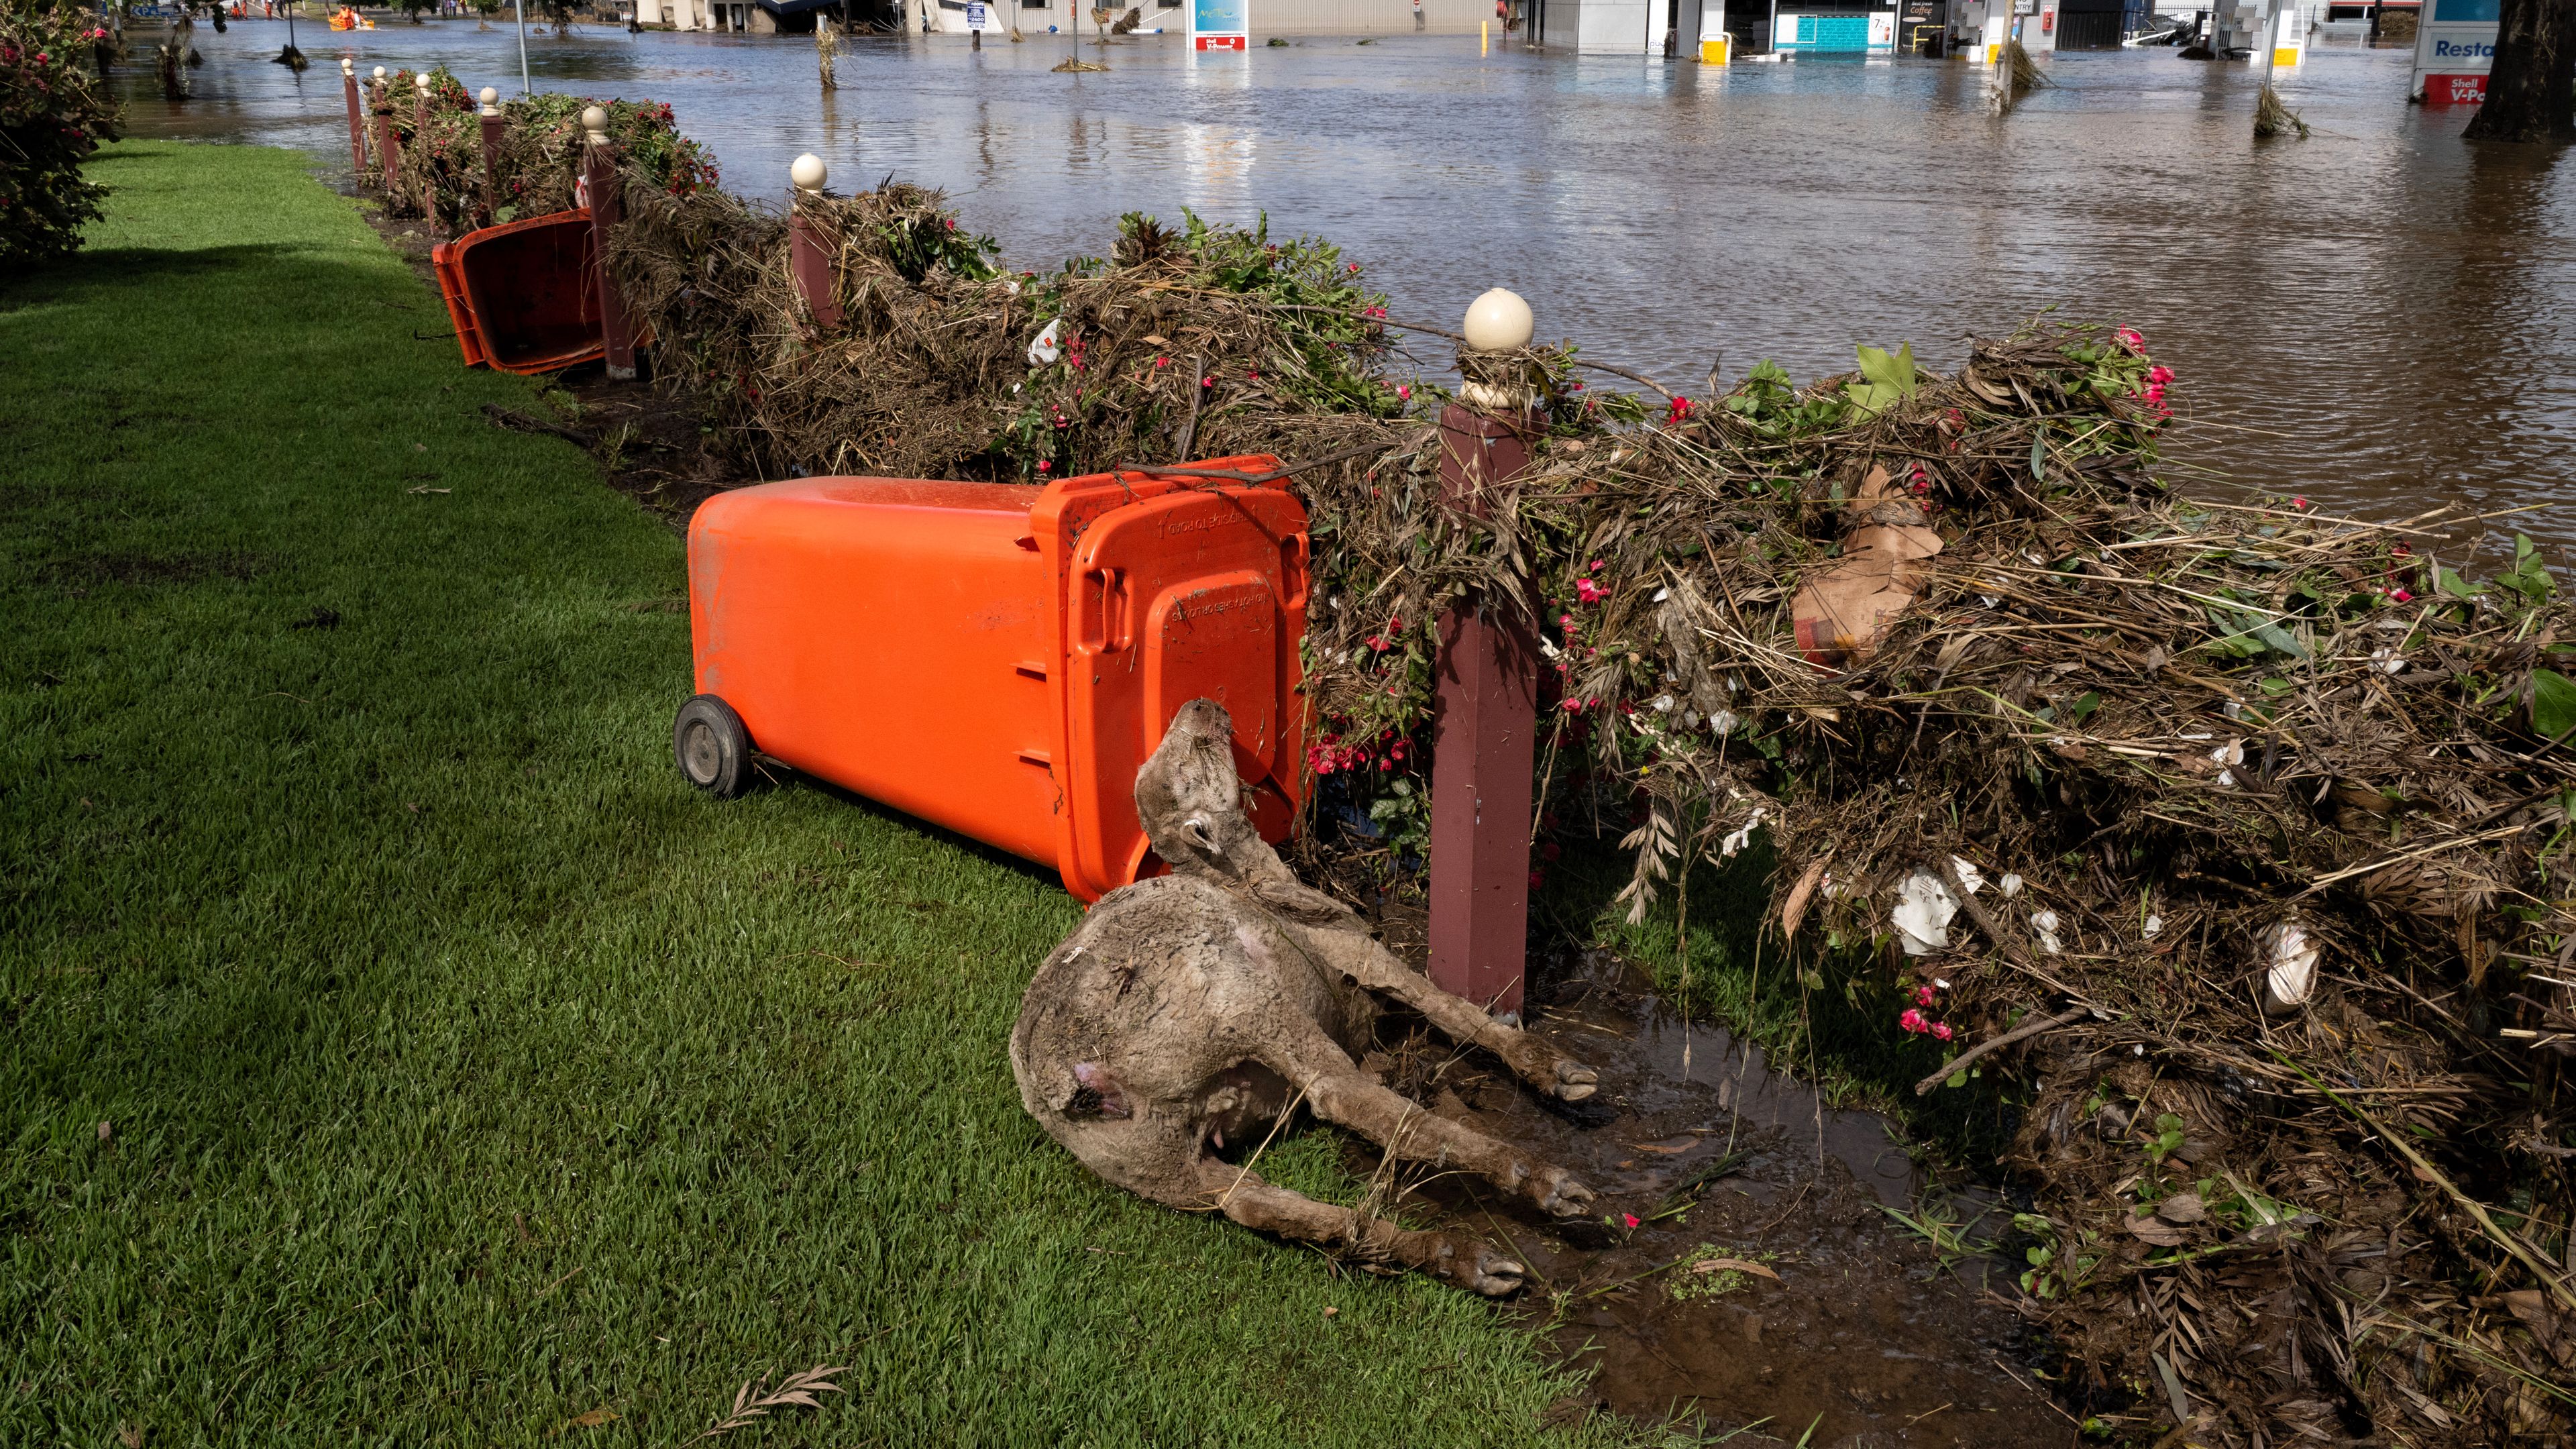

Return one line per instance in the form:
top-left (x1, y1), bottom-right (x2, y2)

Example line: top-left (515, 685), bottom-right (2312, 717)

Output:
top-left (1621, 1213), bottom-right (1641, 1230)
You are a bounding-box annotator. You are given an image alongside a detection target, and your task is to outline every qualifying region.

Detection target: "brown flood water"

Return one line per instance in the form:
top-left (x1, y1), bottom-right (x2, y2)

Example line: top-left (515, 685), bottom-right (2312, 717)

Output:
top-left (1366, 944), bottom-right (2059, 1445)
top-left (125, 21), bottom-right (2576, 556)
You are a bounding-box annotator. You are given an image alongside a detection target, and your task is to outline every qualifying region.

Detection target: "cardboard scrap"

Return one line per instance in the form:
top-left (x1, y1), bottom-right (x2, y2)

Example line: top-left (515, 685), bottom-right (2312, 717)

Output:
top-left (1791, 465), bottom-right (1944, 669)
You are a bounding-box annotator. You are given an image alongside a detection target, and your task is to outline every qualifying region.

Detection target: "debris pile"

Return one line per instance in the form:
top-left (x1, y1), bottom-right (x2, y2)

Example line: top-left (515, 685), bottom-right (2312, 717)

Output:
top-left (603, 189), bottom-right (1402, 485)
top-left (1290, 325), bottom-right (2576, 1443)
top-left (369, 72), bottom-right (717, 235)
top-left (570, 160), bottom-right (2573, 1441)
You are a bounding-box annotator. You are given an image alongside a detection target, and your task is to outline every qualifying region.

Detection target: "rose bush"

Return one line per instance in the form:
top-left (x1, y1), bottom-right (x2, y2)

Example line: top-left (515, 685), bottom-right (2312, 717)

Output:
top-left (1, 1), bottom-right (124, 265)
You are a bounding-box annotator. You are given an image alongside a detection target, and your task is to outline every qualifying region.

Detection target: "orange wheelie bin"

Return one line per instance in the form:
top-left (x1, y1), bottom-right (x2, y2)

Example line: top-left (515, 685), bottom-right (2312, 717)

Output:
top-left (430, 209), bottom-right (606, 375)
top-left (673, 458), bottom-right (1310, 902)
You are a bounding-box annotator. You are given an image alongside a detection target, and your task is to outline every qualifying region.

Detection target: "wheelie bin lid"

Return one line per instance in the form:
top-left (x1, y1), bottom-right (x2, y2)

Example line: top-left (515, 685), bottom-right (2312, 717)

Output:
top-left (1030, 457), bottom-right (1309, 902)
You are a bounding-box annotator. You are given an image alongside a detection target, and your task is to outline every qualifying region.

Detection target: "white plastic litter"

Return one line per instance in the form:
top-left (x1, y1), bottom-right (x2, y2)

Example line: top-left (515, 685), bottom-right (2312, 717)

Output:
top-left (1891, 872), bottom-right (1956, 955)
top-left (1652, 694), bottom-right (1676, 712)
top-left (2000, 873), bottom-right (2025, 899)
top-left (1719, 807), bottom-right (1768, 859)
top-left (1026, 318), bottom-right (1063, 366)
top-left (2030, 910), bottom-right (2064, 955)
top-left (2262, 920), bottom-right (2319, 1013)
top-left (2210, 739), bottom-right (2245, 789)
top-left (2142, 914), bottom-right (2163, 941)
top-left (1709, 709), bottom-right (1741, 737)
top-left (1888, 856), bottom-right (1988, 957)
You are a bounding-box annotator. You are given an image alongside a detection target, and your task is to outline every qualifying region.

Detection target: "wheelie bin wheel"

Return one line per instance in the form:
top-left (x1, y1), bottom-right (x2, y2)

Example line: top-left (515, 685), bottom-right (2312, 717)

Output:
top-left (673, 694), bottom-right (753, 798)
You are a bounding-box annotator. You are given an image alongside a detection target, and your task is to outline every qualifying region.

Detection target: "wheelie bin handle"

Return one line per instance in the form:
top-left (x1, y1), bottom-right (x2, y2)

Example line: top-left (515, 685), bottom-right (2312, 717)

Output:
top-left (1077, 566), bottom-right (1130, 655)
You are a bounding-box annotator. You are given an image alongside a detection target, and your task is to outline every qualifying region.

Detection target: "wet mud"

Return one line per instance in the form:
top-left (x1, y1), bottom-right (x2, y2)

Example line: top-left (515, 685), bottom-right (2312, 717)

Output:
top-left (1365, 946), bottom-right (2064, 1446)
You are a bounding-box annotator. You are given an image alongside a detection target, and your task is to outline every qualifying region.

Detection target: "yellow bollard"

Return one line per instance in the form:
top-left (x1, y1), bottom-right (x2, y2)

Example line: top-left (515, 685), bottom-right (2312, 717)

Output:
top-left (1481, 19), bottom-right (1489, 52)
top-left (1699, 32), bottom-right (1728, 61)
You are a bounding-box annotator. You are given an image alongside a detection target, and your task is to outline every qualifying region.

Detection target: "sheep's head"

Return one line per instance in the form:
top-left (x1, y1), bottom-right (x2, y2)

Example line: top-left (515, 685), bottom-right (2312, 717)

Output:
top-left (1134, 698), bottom-right (1266, 880)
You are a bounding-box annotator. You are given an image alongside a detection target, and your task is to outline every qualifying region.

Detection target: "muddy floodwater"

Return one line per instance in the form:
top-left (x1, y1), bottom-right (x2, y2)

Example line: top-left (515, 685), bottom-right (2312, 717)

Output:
top-left (1376, 948), bottom-right (2061, 1444)
top-left (126, 21), bottom-right (2576, 553)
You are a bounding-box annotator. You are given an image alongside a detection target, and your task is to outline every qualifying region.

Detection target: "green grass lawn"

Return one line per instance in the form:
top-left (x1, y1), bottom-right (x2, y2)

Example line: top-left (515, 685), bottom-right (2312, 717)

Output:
top-left (0, 142), bottom-right (1623, 1448)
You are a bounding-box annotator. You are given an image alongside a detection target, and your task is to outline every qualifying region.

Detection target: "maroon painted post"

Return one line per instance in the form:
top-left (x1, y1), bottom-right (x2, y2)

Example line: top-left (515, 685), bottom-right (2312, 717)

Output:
top-left (478, 87), bottom-right (505, 222)
top-left (579, 108), bottom-right (639, 382)
top-left (1426, 288), bottom-right (1541, 1022)
top-left (340, 58), bottom-right (366, 178)
top-left (787, 153), bottom-right (844, 331)
top-left (370, 68), bottom-right (398, 193)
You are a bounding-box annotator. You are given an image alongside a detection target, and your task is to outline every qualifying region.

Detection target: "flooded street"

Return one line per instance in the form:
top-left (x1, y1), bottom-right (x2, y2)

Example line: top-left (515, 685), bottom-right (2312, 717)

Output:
top-left (123, 21), bottom-right (2576, 549)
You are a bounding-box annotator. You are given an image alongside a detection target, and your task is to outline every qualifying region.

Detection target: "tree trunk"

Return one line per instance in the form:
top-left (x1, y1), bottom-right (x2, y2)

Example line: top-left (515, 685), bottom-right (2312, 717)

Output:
top-left (2464, 0), bottom-right (2576, 142)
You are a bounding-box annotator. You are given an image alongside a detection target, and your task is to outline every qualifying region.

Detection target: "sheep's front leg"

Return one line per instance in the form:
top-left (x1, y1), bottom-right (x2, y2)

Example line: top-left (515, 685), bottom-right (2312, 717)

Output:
top-left (1305, 930), bottom-right (1599, 1103)
top-left (1247, 1023), bottom-right (1595, 1219)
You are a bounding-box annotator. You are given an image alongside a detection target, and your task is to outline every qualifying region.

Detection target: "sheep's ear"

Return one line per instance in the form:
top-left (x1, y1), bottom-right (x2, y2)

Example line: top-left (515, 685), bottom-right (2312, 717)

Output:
top-left (1181, 816), bottom-right (1218, 853)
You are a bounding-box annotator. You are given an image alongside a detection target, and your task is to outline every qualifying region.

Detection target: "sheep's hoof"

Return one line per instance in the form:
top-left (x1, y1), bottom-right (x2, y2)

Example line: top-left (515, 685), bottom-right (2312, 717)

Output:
top-left (1552, 1061), bottom-right (1599, 1102)
top-left (1533, 1168), bottom-right (1595, 1218)
top-left (1452, 1243), bottom-right (1526, 1296)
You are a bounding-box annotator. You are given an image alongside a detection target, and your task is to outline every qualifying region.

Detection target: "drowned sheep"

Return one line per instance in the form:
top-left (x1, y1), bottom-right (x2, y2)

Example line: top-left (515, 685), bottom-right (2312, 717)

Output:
top-left (1010, 698), bottom-right (1601, 1294)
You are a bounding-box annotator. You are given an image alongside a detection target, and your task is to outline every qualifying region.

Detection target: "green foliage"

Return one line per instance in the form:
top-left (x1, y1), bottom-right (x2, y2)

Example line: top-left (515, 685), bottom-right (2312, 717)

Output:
top-left (0, 0), bottom-right (123, 265)
top-left (2011, 1213), bottom-right (2102, 1301)
top-left (1719, 358), bottom-right (1851, 439)
top-left (877, 201), bottom-right (996, 284)
top-left (2498, 532), bottom-right (2557, 606)
top-left (2532, 667), bottom-right (2576, 743)
top-left (1845, 343), bottom-right (1919, 416)
top-left (1665, 1247), bottom-right (1778, 1301)
top-left (1365, 775), bottom-right (1431, 860)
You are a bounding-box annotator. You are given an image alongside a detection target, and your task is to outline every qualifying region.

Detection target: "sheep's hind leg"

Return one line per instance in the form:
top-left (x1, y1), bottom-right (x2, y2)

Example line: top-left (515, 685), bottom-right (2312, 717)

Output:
top-left (1181, 1155), bottom-right (1527, 1296)
top-left (1309, 931), bottom-right (1600, 1103)
top-left (1249, 1026), bottom-right (1595, 1219)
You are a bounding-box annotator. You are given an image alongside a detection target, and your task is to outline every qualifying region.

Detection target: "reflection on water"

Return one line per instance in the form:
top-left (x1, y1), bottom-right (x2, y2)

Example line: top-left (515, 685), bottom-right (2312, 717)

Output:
top-left (117, 23), bottom-right (2576, 548)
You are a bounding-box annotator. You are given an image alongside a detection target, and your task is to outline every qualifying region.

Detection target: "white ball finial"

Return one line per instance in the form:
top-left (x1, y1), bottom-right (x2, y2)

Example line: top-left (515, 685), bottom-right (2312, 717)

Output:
top-left (414, 72), bottom-right (430, 93)
top-left (580, 105), bottom-right (610, 141)
top-left (479, 85), bottom-right (500, 116)
top-left (1462, 288), bottom-right (1534, 353)
top-left (790, 152), bottom-right (828, 194)
top-left (340, 57), bottom-right (354, 76)
top-left (372, 65), bottom-right (386, 80)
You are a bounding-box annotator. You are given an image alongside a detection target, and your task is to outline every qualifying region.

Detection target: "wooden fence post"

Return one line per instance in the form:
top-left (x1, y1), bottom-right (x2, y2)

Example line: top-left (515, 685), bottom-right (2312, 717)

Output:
top-left (580, 107), bottom-right (639, 381)
top-left (478, 87), bottom-right (504, 223)
top-left (370, 67), bottom-right (398, 193)
top-left (340, 58), bottom-right (366, 178)
top-left (787, 153), bottom-right (843, 331)
top-left (1427, 288), bottom-right (1540, 1022)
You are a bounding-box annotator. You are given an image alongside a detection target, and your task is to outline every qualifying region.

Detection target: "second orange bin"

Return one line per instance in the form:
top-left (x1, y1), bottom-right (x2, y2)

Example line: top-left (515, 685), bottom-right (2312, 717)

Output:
top-left (679, 458), bottom-right (1310, 901)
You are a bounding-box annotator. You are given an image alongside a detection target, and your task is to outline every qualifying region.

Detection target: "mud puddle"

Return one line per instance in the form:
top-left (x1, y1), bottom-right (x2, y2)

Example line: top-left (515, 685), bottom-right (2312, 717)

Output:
top-left (1362, 947), bottom-right (2064, 1446)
